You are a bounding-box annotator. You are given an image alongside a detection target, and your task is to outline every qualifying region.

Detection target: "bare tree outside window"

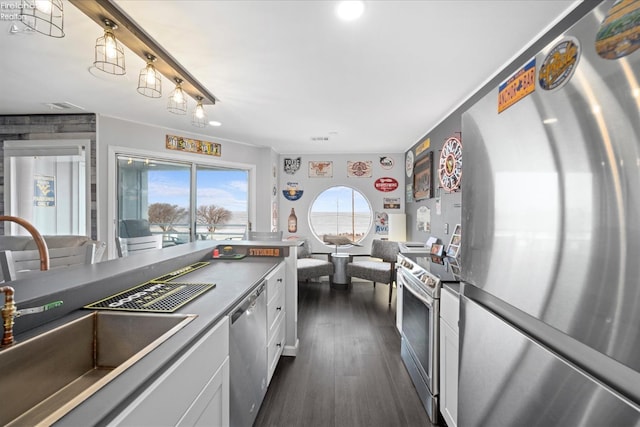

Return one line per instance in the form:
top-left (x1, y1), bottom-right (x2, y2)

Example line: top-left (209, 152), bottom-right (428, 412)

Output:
top-left (197, 204), bottom-right (232, 233)
top-left (148, 203), bottom-right (188, 232)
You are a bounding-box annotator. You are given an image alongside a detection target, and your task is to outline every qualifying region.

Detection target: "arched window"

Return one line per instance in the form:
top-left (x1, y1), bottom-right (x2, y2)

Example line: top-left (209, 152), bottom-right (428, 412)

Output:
top-left (309, 186), bottom-right (372, 246)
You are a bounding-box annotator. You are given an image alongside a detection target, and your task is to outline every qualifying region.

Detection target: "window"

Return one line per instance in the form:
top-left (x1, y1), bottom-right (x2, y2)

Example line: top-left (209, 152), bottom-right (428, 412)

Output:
top-left (309, 186), bottom-right (372, 246)
top-left (117, 155), bottom-right (248, 245)
top-left (4, 140), bottom-right (89, 236)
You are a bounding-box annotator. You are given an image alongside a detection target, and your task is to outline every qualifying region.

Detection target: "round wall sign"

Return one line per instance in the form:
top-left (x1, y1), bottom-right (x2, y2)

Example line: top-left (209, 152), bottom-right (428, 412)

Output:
top-left (438, 136), bottom-right (462, 192)
top-left (538, 37), bottom-right (580, 91)
top-left (405, 150), bottom-right (414, 177)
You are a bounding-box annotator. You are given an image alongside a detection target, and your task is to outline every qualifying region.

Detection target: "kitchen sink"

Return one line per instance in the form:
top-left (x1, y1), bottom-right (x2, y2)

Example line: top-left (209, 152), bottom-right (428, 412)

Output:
top-left (0, 310), bottom-right (196, 426)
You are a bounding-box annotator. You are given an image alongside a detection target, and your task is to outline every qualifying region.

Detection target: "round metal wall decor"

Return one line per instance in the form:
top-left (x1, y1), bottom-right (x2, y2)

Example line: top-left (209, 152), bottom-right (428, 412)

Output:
top-left (438, 136), bottom-right (462, 192)
top-left (405, 150), bottom-right (414, 177)
top-left (538, 37), bottom-right (580, 91)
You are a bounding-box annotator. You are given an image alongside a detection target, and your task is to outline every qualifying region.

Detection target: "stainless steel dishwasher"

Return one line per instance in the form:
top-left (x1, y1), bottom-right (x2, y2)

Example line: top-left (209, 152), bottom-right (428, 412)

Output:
top-left (229, 281), bottom-right (267, 427)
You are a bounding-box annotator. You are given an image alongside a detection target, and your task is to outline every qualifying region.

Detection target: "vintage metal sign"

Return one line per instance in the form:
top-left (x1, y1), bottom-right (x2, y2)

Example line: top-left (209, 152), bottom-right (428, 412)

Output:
top-left (406, 150), bottom-right (414, 178)
top-left (498, 58), bottom-right (536, 113)
top-left (379, 156), bottom-right (394, 170)
top-left (283, 157), bottom-right (301, 175)
top-left (309, 161), bottom-right (333, 177)
top-left (415, 138), bottom-right (430, 156)
top-left (375, 212), bottom-right (389, 235)
top-left (539, 37), bottom-right (580, 91)
top-left (596, 0), bottom-right (640, 60)
top-left (383, 197), bottom-right (401, 209)
top-left (347, 161), bottom-right (372, 177)
top-left (166, 134), bottom-right (221, 156)
top-left (374, 177), bottom-right (399, 192)
top-left (34, 175), bottom-right (55, 207)
top-left (283, 182), bottom-right (303, 201)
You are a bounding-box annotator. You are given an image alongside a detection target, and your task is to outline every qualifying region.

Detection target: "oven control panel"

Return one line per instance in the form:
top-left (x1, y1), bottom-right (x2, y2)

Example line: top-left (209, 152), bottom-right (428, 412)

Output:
top-left (400, 258), bottom-right (414, 269)
top-left (419, 273), bottom-right (437, 288)
top-left (397, 253), bottom-right (442, 298)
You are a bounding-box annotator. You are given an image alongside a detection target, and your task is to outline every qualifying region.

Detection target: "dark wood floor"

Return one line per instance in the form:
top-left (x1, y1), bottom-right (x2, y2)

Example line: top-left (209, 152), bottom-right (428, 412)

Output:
top-left (255, 280), bottom-right (434, 427)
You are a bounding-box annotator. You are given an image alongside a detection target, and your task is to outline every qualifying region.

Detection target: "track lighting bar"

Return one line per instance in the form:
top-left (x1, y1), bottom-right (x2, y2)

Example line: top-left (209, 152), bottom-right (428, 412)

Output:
top-left (69, 0), bottom-right (218, 105)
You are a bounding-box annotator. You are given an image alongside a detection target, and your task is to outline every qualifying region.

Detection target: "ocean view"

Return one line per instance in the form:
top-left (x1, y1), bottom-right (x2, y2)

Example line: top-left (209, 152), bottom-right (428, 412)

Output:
top-left (149, 211), bottom-right (372, 241)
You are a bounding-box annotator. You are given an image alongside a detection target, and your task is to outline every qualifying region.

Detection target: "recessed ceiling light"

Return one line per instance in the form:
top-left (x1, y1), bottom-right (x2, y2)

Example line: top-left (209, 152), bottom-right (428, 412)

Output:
top-left (208, 120), bottom-right (222, 127)
top-left (336, 1), bottom-right (364, 21)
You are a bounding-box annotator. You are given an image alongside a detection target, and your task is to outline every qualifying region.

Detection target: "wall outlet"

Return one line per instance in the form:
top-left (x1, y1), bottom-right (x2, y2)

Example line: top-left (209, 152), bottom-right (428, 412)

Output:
top-left (444, 223), bottom-right (449, 234)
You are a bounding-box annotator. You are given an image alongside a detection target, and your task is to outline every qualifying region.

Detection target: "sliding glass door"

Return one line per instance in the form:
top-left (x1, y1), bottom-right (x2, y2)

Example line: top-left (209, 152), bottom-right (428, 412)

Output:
top-left (195, 166), bottom-right (248, 240)
top-left (117, 155), bottom-right (248, 245)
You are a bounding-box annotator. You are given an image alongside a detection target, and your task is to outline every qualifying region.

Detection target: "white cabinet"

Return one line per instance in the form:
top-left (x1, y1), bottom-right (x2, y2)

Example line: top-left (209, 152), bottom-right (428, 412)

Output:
top-left (439, 286), bottom-right (459, 427)
top-left (265, 261), bottom-right (286, 383)
top-left (109, 316), bottom-right (230, 427)
top-left (396, 279), bottom-right (403, 333)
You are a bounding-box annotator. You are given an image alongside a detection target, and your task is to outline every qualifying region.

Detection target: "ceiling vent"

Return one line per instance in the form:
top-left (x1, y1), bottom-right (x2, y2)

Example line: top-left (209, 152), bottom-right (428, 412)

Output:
top-left (311, 136), bottom-right (330, 142)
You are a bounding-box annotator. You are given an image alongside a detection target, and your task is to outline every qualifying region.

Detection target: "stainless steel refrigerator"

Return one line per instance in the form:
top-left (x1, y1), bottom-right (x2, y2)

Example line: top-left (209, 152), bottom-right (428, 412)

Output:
top-left (460, 1), bottom-right (640, 425)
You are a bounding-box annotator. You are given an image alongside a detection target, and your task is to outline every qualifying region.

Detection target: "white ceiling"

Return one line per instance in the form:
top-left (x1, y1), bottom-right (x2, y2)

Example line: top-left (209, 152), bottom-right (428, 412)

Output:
top-left (0, 0), bottom-right (579, 154)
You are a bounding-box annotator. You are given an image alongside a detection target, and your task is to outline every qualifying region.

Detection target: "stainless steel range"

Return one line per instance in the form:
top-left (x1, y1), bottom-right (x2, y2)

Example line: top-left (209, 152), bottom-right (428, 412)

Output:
top-left (397, 252), bottom-right (459, 424)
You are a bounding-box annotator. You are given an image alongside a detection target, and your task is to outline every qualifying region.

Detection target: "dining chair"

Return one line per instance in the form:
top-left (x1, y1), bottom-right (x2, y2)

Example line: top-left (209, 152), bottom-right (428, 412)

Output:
top-left (346, 239), bottom-right (400, 304)
top-left (0, 244), bottom-right (96, 282)
top-left (116, 235), bottom-right (163, 257)
top-left (119, 219), bottom-right (153, 238)
top-left (296, 238), bottom-right (334, 284)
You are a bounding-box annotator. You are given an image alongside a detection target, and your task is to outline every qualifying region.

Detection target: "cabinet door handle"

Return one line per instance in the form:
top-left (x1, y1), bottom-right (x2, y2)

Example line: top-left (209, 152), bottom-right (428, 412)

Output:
top-left (277, 278), bottom-right (283, 282)
top-left (276, 342), bottom-right (282, 348)
top-left (276, 306), bottom-right (282, 311)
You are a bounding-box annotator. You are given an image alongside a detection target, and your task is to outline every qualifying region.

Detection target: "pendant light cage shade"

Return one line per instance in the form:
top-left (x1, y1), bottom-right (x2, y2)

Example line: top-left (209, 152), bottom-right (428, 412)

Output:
top-left (94, 26), bottom-right (126, 76)
top-left (137, 59), bottom-right (162, 98)
top-left (191, 98), bottom-right (207, 127)
top-left (167, 80), bottom-right (188, 115)
top-left (20, 0), bottom-right (65, 38)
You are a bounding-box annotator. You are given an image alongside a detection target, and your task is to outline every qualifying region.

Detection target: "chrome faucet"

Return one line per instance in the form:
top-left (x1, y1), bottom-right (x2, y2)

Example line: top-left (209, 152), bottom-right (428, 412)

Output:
top-left (1, 286), bottom-right (63, 347)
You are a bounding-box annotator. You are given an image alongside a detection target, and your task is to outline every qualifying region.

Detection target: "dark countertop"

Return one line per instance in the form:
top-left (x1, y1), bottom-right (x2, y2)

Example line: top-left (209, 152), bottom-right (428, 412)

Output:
top-left (0, 240), bottom-right (295, 426)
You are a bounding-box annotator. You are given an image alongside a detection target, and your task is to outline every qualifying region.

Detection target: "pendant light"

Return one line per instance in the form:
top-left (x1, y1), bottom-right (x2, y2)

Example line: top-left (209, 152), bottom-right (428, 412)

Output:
top-left (167, 78), bottom-right (187, 114)
top-left (94, 19), bottom-right (126, 76)
top-left (191, 96), bottom-right (208, 127)
top-left (137, 54), bottom-right (162, 98)
top-left (20, 0), bottom-right (64, 38)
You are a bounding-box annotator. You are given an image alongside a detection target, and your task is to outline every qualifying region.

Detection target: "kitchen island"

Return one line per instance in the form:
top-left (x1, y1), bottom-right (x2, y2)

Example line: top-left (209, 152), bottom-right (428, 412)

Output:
top-left (1, 240), bottom-right (299, 426)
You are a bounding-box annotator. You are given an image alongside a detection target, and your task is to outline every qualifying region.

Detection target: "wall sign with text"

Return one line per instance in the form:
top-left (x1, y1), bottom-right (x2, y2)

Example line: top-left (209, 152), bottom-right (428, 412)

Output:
top-left (374, 177), bottom-right (399, 192)
top-left (166, 134), bottom-right (221, 156)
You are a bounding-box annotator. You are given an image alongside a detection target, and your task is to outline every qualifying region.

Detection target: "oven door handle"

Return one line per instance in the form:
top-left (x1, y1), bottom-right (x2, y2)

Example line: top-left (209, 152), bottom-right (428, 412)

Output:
top-left (400, 272), bottom-right (435, 307)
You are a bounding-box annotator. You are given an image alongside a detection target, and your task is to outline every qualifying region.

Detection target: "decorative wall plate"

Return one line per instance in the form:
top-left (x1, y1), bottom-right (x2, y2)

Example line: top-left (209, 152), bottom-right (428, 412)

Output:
top-left (438, 136), bottom-right (462, 192)
top-left (405, 150), bottom-right (414, 177)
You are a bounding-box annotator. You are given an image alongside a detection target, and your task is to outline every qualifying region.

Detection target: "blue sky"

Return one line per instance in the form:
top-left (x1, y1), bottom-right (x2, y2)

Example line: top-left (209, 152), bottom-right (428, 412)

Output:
top-left (311, 186), bottom-right (370, 213)
top-left (148, 169), bottom-right (248, 212)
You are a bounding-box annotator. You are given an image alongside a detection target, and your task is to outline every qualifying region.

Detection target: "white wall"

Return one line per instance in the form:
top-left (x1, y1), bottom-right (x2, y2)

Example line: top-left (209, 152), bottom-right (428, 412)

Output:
top-left (95, 115), bottom-right (405, 258)
top-left (277, 153), bottom-right (405, 254)
top-left (96, 115), bottom-right (274, 258)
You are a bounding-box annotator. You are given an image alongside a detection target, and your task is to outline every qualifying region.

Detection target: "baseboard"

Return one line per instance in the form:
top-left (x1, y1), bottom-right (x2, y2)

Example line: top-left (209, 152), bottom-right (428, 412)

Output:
top-left (283, 338), bottom-right (299, 357)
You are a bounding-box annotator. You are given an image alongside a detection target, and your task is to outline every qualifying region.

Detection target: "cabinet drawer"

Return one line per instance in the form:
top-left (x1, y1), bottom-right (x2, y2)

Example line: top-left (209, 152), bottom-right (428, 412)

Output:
top-left (267, 286), bottom-right (285, 336)
top-left (266, 262), bottom-right (285, 304)
top-left (267, 315), bottom-right (285, 383)
top-left (441, 286), bottom-right (459, 331)
top-left (110, 316), bottom-right (229, 426)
